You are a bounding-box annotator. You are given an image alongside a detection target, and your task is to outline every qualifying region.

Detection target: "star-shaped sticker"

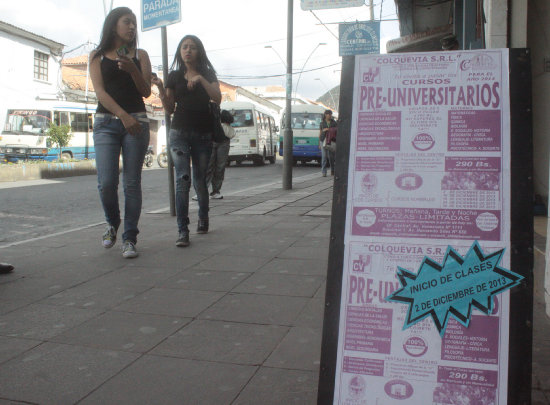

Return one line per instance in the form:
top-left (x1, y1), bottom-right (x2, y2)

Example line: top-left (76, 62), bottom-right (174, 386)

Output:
top-left (385, 241), bottom-right (524, 336)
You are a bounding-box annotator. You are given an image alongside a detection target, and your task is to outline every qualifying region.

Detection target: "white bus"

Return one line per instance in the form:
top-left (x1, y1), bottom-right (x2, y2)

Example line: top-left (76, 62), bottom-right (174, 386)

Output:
top-left (279, 104), bottom-right (326, 165)
top-left (0, 100), bottom-right (96, 162)
top-left (221, 101), bottom-right (278, 166)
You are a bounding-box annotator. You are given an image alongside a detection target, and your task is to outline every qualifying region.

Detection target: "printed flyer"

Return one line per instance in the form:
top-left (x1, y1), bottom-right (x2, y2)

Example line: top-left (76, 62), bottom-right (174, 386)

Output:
top-left (333, 50), bottom-right (511, 404)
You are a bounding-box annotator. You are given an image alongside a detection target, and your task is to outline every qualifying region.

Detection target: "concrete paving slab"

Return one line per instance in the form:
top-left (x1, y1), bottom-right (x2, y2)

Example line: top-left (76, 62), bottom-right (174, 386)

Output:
top-left (45, 277), bottom-right (150, 311)
top-left (233, 367), bottom-right (318, 405)
top-left (199, 293), bottom-right (309, 326)
top-left (294, 297), bottom-right (325, 328)
top-left (78, 355), bottom-right (256, 405)
top-left (232, 273), bottom-right (324, 297)
top-left (278, 245), bottom-right (330, 261)
top-left (0, 336), bottom-right (41, 364)
top-left (50, 310), bottom-right (189, 353)
top-left (0, 276), bottom-right (83, 302)
top-left (114, 288), bottom-right (224, 317)
top-left (0, 303), bottom-right (102, 339)
top-left (196, 254), bottom-right (270, 273)
top-left (151, 319), bottom-right (288, 365)
top-left (158, 269), bottom-right (250, 292)
top-left (92, 265), bottom-right (184, 288)
top-left (264, 326), bottom-right (322, 371)
top-left (258, 258), bottom-right (328, 276)
top-left (0, 342), bottom-right (138, 404)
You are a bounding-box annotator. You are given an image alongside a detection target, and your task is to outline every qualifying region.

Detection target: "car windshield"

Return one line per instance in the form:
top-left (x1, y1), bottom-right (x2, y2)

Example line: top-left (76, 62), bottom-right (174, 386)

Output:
top-left (290, 113), bottom-right (323, 130)
top-left (230, 109), bottom-right (254, 128)
top-left (3, 110), bottom-right (52, 135)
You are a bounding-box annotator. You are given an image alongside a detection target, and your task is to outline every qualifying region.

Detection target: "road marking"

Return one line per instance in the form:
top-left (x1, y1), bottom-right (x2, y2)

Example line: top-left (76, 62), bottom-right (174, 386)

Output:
top-left (0, 179), bottom-right (64, 189)
top-left (0, 222), bottom-right (105, 249)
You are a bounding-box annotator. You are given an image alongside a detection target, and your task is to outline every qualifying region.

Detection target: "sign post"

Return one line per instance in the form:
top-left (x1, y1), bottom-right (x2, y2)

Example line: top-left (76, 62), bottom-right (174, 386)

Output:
top-left (318, 49), bottom-right (533, 404)
top-left (141, 0), bottom-right (181, 216)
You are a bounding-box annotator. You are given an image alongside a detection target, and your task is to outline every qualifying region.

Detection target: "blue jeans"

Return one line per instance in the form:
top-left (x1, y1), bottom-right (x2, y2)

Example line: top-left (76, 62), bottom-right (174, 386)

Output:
top-left (169, 128), bottom-right (213, 232)
top-left (93, 113), bottom-right (150, 244)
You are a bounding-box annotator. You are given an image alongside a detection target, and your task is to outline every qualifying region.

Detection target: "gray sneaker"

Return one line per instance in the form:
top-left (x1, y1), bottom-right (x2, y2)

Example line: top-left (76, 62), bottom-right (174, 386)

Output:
top-left (102, 225), bottom-right (117, 249)
top-left (176, 231), bottom-right (190, 247)
top-left (211, 192), bottom-right (223, 199)
top-left (122, 241), bottom-right (138, 258)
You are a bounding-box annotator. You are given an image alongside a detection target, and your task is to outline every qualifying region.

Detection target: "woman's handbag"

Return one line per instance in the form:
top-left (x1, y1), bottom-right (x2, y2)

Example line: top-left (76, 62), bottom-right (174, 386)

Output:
top-left (324, 127), bottom-right (337, 153)
top-left (209, 102), bottom-right (229, 143)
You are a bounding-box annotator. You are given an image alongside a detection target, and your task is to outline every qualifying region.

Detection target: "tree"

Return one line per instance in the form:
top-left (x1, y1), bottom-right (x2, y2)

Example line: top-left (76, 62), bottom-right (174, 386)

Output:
top-left (46, 123), bottom-right (72, 160)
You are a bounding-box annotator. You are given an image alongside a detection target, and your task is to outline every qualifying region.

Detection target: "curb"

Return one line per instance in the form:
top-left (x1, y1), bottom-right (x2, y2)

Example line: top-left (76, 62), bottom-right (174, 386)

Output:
top-left (0, 160), bottom-right (97, 182)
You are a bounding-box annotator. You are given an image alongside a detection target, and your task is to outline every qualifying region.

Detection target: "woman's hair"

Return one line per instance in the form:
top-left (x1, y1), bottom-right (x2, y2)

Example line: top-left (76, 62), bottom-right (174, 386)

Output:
top-left (170, 35), bottom-right (216, 77)
top-left (93, 7), bottom-right (137, 60)
top-left (220, 110), bottom-right (234, 124)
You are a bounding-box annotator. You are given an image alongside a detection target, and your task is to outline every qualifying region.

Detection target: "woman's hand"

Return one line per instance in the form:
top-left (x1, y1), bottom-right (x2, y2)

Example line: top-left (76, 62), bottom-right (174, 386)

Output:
top-left (116, 55), bottom-right (137, 74)
top-left (187, 74), bottom-right (204, 90)
top-left (151, 76), bottom-right (164, 88)
top-left (120, 114), bottom-right (142, 136)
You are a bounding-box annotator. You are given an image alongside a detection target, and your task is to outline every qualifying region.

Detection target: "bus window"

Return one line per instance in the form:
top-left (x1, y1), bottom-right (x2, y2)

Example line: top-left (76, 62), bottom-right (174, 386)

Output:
top-left (3, 110), bottom-right (51, 134)
top-left (230, 109), bottom-right (254, 127)
top-left (54, 111), bottom-right (70, 127)
top-left (291, 112), bottom-right (323, 130)
top-left (69, 112), bottom-right (89, 132)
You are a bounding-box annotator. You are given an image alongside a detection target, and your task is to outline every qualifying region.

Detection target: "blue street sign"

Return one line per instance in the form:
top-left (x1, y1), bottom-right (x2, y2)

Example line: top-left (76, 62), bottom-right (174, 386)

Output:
top-left (141, 0), bottom-right (181, 31)
top-left (339, 21), bottom-right (380, 56)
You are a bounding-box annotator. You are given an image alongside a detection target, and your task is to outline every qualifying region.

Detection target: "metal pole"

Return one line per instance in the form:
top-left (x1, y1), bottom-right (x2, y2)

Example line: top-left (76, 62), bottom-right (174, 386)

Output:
top-left (283, 0), bottom-right (293, 190)
top-left (161, 26), bottom-right (176, 216)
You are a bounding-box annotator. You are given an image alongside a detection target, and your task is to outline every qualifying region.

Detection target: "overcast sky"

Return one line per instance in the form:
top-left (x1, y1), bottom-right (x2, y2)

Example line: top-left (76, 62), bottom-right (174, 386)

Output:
top-left (0, 0), bottom-right (400, 100)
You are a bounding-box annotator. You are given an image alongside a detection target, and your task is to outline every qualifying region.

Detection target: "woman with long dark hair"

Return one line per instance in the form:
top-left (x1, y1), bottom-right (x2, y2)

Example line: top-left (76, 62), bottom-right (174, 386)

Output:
top-left (152, 35), bottom-right (221, 247)
top-left (89, 7), bottom-right (152, 258)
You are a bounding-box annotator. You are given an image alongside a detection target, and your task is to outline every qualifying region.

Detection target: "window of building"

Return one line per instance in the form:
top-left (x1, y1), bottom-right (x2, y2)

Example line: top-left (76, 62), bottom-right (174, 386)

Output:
top-left (34, 51), bottom-right (48, 81)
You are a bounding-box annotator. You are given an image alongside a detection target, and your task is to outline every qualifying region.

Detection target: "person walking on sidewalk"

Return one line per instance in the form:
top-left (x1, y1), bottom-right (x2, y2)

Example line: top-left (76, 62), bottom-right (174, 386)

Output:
top-left (206, 109), bottom-right (235, 199)
top-left (152, 35), bottom-right (221, 247)
top-left (320, 109), bottom-right (337, 177)
top-left (89, 7), bottom-right (152, 258)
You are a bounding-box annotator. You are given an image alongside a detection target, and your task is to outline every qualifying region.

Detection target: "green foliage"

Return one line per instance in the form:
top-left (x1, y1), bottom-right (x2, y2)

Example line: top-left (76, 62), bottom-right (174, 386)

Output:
top-left (46, 123), bottom-right (72, 160)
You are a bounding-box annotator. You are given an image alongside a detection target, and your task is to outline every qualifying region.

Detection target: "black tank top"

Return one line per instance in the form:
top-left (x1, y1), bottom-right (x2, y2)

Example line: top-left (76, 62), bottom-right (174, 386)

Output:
top-left (96, 54), bottom-right (146, 114)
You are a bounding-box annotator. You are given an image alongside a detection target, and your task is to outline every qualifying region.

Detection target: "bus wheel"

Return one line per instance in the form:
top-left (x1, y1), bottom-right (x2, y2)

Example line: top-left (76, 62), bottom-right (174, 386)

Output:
top-left (61, 152), bottom-right (72, 161)
top-left (268, 155), bottom-right (276, 164)
top-left (254, 157), bottom-right (265, 166)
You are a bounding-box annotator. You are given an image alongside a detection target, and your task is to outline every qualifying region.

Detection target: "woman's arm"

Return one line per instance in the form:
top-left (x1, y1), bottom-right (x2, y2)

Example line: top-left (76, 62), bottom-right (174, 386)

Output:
top-left (187, 75), bottom-right (222, 104)
top-left (117, 48), bottom-right (152, 98)
top-left (152, 76), bottom-right (175, 114)
top-left (89, 50), bottom-right (141, 135)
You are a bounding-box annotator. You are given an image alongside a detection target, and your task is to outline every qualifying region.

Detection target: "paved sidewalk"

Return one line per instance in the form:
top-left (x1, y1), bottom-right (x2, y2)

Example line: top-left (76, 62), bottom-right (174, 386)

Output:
top-left (0, 174), bottom-right (548, 404)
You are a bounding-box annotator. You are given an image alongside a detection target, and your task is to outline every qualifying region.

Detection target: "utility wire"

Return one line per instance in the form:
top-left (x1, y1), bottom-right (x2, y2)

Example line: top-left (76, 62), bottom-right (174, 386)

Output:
top-left (218, 61), bottom-right (341, 80)
top-left (309, 11), bottom-right (339, 40)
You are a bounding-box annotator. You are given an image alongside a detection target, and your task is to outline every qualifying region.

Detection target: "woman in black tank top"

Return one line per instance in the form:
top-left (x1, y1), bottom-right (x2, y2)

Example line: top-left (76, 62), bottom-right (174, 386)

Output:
top-left (89, 7), bottom-right (153, 259)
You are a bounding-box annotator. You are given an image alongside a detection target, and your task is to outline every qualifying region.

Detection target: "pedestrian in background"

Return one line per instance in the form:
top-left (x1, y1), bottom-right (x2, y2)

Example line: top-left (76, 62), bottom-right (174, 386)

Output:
top-left (152, 35), bottom-right (221, 247)
top-left (206, 109), bottom-right (235, 199)
top-left (89, 7), bottom-right (152, 258)
top-left (320, 109), bottom-right (337, 176)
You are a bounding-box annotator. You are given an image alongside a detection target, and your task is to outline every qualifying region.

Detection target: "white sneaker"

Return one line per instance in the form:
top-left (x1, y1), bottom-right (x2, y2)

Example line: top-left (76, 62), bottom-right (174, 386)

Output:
top-left (211, 192), bottom-right (223, 199)
top-left (122, 241), bottom-right (138, 258)
top-left (191, 195), bottom-right (198, 201)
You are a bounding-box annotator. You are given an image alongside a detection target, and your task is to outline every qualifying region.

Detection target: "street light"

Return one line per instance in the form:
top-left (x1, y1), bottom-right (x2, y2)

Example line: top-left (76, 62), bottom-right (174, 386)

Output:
top-left (315, 78), bottom-right (336, 109)
top-left (264, 45), bottom-right (287, 68)
top-left (294, 42), bottom-right (326, 103)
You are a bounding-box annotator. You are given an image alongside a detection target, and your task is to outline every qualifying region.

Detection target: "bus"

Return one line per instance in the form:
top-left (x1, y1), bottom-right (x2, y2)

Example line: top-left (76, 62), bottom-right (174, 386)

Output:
top-left (0, 100), bottom-right (96, 162)
top-left (221, 101), bottom-right (278, 166)
top-left (279, 104), bottom-right (326, 165)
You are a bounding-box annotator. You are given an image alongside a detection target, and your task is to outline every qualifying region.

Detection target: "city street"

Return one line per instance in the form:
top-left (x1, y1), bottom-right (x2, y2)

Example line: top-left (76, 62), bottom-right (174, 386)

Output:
top-left (0, 160), bottom-right (319, 247)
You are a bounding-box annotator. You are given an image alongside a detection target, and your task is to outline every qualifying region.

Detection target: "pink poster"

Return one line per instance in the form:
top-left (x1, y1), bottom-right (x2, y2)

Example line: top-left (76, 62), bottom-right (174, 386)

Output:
top-left (333, 50), bottom-right (511, 404)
